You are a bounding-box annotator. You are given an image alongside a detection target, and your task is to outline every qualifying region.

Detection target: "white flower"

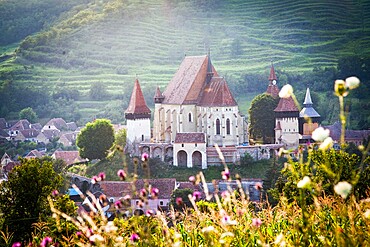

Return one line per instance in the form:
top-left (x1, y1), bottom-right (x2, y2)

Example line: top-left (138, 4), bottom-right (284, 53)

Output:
top-left (311, 127), bottom-right (330, 142)
top-left (345, 76), bottom-right (360, 89)
top-left (279, 84), bottom-right (293, 98)
top-left (319, 137), bottom-right (333, 150)
top-left (104, 221), bottom-right (118, 233)
top-left (274, 233), bottom-right (286, 246)
top-left (89, 234), bottom-right (104, 243)
top-left (297, 176), bottom-right (311, 189)
top-left (202, 226), bottom-right (216, 234)
top-left (364, 209), bottom-right (370, 219)
top-left (334, 181), bottom-right (352, 199)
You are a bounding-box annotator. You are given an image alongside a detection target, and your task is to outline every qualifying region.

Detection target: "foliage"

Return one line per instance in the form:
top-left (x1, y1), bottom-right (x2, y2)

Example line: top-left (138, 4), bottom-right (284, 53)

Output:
top-left (19, 107), bottom-right (38, 123)
top-left (0, 158), bottom-right (63, 243)
top-left (170, 189), bottom-right (193, 211)
top-left (114, 128), bottom-right (127, 149)
top-left (89, 82), bottom-right (110, 100)
top-left (248, 93), bottom-right (278, 143)
top-left (76, 119), bottom-right (115, 160)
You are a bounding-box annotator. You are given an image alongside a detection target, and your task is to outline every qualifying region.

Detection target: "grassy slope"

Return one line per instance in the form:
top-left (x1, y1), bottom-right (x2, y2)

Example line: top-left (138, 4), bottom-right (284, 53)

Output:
top-left (1, 0), bottom-right (370, 122)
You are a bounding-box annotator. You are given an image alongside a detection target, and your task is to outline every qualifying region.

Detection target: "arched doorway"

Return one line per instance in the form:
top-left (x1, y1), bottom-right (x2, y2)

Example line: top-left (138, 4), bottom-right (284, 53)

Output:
top-left (177, 150), bottom-right (187, 167)
top-left (192, 151), bottom-right (202, 168)
top-left (153, 147), bottom-right (162, 158)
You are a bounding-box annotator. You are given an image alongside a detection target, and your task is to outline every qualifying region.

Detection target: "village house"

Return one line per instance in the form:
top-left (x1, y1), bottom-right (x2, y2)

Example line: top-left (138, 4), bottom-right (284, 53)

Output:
top-left (52, 150), bottom-right (87, 165)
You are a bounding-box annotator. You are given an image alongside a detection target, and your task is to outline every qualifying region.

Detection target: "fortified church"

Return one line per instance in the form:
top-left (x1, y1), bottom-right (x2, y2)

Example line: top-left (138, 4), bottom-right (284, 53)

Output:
top-left (124, 55), bottom-right (320, 168)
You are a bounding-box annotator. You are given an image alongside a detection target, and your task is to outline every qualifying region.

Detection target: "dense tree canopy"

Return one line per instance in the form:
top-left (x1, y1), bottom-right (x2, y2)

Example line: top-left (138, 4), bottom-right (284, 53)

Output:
top-left (0, 158), bottom-right (63, 243)
top-left (19, 107), bottom-right (38, 123)
top-left (248, 93), bottom-right (278, 143)
top-left (76, 119), bottom-right (115, 160)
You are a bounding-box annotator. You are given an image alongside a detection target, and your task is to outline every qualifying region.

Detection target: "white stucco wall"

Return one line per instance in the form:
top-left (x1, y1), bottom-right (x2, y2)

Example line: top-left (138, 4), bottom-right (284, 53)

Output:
top-left (126, 118), bottom-right (151, 143)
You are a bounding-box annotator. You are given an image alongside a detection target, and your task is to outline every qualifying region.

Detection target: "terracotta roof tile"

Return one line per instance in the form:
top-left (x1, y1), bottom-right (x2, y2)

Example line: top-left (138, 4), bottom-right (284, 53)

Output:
top-left (174, 133), bottom-right (205, 143)
top-left (20, 129), bottom-right (40, 138)
top-left (10, 119), bottom-right (31, 131)
top-left (274, 96), bottom-right (299, 112)
top-left (45, 118), bottom-right (68, 130)
top-left (198, 77), bottom-right (237, 107)
top-left (268, 64), bottom-right (277, 81)
top-left (125, 79), bottom-right (151, 115)
top-left (52, 151), bottom-right (86, 165)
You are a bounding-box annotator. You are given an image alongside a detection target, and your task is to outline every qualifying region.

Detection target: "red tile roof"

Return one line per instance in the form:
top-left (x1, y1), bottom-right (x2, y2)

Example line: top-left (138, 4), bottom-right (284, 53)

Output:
top-left (52, 151), bottom-right (86, 165)
top-left (20, 129), bottom-right (40, 138)
top-left (266, 84), bottom-right (279, 98)
top-left (125, 79), bottom-right (151, 115)
top-left (10, 119), bottom-right (31, 131)
top-left (100, 178), bottom-right (176, 199)
top-left (174, 133), bottom-right (205, 143)
top-left (268, 64), bottom-right (277, 81)
top-left (274, 96), bottom-right (299, 112)
top-left (198, 77), bottom-right (237, 107)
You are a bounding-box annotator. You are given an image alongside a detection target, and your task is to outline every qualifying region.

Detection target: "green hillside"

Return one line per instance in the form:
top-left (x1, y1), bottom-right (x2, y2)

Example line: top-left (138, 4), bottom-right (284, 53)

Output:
top-left (1, 0), bottom-right (370, 125)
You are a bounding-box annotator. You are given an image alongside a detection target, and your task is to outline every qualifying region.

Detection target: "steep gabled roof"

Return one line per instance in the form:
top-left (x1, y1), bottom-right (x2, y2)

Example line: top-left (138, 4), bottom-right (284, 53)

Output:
top-left (300, 88), bottom-right (320, 118)
top-left (10, 119), bottom-right (31, 131)
top-left (125, 79), bottom-right (151, 115)
top-left (52, 151), bottom-right (86, 165)
top-left (174, 133), bottom-right (205, 143)
top-left (268, 63), bottom-right (277, 81)
top-left (274, 96), bottom-right (299, 112)
top-left (162, 55), bottom-right (218, 105)
top-left (45, 118), bottom-right (68, 130)
top-left (198, 77), bottom-right (237, 107)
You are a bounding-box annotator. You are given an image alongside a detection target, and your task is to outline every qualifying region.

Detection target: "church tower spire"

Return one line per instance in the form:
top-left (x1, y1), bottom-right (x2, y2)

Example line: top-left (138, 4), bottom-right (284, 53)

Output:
top-left (299, 88), bottom-right (321, 138)
top-left (266, 62), bottom-right (279, 98)
top-left (206, 50), bottom-right (214, 83)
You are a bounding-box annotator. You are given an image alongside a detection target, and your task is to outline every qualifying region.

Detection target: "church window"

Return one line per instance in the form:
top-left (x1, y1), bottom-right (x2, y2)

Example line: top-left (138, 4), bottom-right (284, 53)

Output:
top-left (195, 143), bottom-right (197, 147)
top-left (142, 135), bottom-right (144, 141)
top-left (226, 119), bottom-right (231, 135)
top-left (182, 144), bottom-right (184, 147)
top-left (188, 113), bottom-right (192, 122)
top-left (216, 119), bottom-right (221, 135)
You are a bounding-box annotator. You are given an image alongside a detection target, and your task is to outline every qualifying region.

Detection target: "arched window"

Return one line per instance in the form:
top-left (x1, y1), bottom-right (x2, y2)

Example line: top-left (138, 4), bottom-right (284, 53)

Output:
top-left (226, 118), bottom-right (231, 135)
top-left (216, 119), bottom-right (221, 135)
top-left (188, 112), bottom-right (192, 122)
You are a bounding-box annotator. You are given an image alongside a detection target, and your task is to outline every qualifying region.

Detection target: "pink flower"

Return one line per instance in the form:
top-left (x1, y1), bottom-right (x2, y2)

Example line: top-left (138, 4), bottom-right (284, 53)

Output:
top-left (76, 231), bottom-right (82, 238)
top-left (123, 194), bottom-right (131, 201)
top-left (254, 182), bottom-right (263, 191)
top-left (98, 172), bottom-right (106, 181)
top-left (52, 190), bottom-right (59, 197)
top-left (151, 188), bottom-right (159, 197)
top-left (40, 237), bottom-right (52, 247)
top-left (117, 169), bottom-right (126, 180)
top-left (114, 200), bottom-right (123, 209)
top-left (12, 243), bottom-right (21, 247)
top-left (176, 197), bottom-right (183, 205)
top-left (189, 176), bottom-right (196, 183)
top-left (222, 169), bottom-right (230, 180)
top-left (140, 188), bottom-right (147, 197)
top-left (130, 233), bottom-right (140, 242)
top-left (252, 218), bottom-right (262, 227)
top-left (141, 153), bottom-right (149, 162)
top-left (146, 210), bottom-right (154, 216)
top-left (91, 176), bottom-right (99, 184)
top-left (193, 191), bottom-right (202, 200)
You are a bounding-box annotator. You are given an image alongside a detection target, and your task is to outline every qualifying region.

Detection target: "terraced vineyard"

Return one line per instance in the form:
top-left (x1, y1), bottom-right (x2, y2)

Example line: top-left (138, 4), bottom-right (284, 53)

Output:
top-left (1, 0), bottom-right (370, 123)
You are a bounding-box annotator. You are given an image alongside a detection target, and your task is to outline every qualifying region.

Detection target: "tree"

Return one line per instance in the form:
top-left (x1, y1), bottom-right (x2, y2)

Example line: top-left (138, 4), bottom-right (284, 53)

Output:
top-left (115, 128), bottom-right (127, 149)
top-left (0, 158), bottom-right (63, 243)
top-left (89, 82), bottom-right (109, 100)
top-left (76, 119), bottom-right (115, 160)
top-left (19, 107), bottom-right (38, 123)
top-left (248, 93), bottom-right (278, 143)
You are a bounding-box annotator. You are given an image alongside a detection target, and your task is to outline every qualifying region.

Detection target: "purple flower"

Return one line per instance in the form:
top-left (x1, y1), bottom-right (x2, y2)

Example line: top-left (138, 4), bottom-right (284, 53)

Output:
top-left (52, 190), bottom-right (59, 197)
top-left (176, 197), bottom-right (183, 205)
top-left (114, 200), bottom-right (123, 209)
top-left (12, 243), bottom-right (21, 247)
top-left (252, 218), bottom-right (262, 227)
top-left (130, 233), bottom-right (140, 242)
top-left (151, 188), bottom-right (159, 197)
top-left (117, 169), bottom-right (126, 180)
top-left (193, 191), bottom-right (202, 200)
top-left (76, 231), bottom-right (82, 238)
top-left (222, 169), bottom-right (230, 180)
top-left (141, 153), bottom-right (149, 162)
top-left (40, 237), bottom-right (52, 247)
top-left (98, 172), bottom-right (106, 181)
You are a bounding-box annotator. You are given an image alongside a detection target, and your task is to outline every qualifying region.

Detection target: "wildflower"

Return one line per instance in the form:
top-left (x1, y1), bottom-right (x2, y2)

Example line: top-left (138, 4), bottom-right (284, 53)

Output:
top-left (274, 233), bottom-right (286, 246)
top-left (140, 188), bottom-right (147, 197)
top-left (98, 172), bottom-right (106, 181)
top-left (117, 169), bottom-right (126, 180)
top-left (141, 152), bottom-right (149, 162)
top-left (146, 209), bottom-right (154, 216)
top-left (311, 127), bottom-right (330, 142)
top-left (221, 191), bottom-right (230, 198)
top-left (254, 182), bottom-right (263, 191)
top-left (90, 234), bottom-right (104, 243)
top-left (114, 200), bottom-right (122, 209)
top-left (345, 76), bottom-right (360, 89)
top-left (175, 197), bottom-right (183, 205)
top-left (123, 194), bottom-right (131, 201)
top-left (334, 79), bottom-right (348, 97)
top-left (219, 232), bottom-right (235, 244)
top-left (52, 190), bottom-right (59, 197)
top-left (202, 225), bottom-right (216, 234)
top-left (252, 218), bottom-right (262, 227)
top-left (40, 237), bottom-right (53, 247)
top-left (12, 243), bottom-right (21, 247)
top-left (221, 215), bottom-right (238, 225)
top-left (222, 169), bottom-right (230, 180)
top-left (193, 191), bottom-right (202, 200)
top-left (279, 84), bottom-right (293, 98)
top-left (115, 236), bottom-right (123, 242)
top-left (151, 187), bottom-right (159, 197)
top-left (76, 231), bottom-right (82, 238)
top-left (104, 221), bottom-right (118, 233)
top-left (319, 137), bottom-right (333, 150)
top-left (334, 181), bottom-right (352, 199)
top-left (91, 176), bottom-right (99, 184)
top-left (364, 209), bottom-right (370, 218)
top-left (130, 233), bottom-right (140, 242)
top-left (189, 175), bottom-right (196, 184)
top-left (297, 176), bottom-right (311, 189)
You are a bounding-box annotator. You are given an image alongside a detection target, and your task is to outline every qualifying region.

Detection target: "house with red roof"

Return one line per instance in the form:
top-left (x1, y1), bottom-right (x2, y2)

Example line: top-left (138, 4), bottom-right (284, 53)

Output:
top-left (52, 150), bottom-right (87, 165)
